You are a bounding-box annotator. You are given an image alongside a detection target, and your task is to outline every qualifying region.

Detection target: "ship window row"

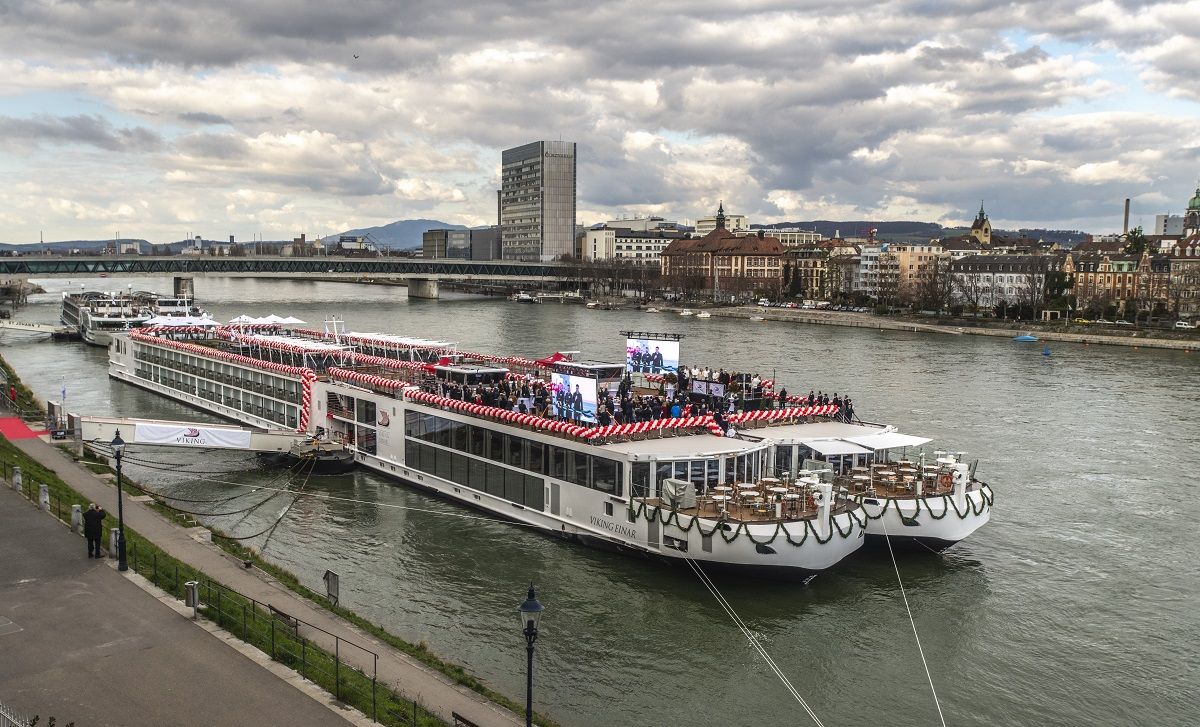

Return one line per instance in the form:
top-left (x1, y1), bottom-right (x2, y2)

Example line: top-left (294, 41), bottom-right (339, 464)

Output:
top-left (405, 411), bottom-right (622, 496)
top-left (135, 346), bottom-right (301, 399)
top-left (405, 440), bottom-right (545, 510)
top-left (135, 364), bottom-right (297, 428)
top-left (628, 452), bottom-right (764, 499)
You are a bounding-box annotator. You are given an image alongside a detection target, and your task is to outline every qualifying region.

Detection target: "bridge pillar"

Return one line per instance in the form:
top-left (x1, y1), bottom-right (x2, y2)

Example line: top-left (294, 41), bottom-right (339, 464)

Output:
top-left (173, 276), bottom-right (195, 299)
top-left (407, 278), bottom-right (440, 300)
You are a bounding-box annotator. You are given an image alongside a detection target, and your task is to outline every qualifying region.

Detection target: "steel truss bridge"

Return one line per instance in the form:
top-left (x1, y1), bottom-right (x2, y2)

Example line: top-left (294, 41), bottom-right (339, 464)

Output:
top-left (0, 255), bottom-right (585, 298)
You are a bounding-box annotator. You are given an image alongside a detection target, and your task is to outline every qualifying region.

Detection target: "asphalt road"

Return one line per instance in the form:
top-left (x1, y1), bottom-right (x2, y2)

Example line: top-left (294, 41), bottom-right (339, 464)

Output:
top-left (0, 485), bottom-right (348, 727)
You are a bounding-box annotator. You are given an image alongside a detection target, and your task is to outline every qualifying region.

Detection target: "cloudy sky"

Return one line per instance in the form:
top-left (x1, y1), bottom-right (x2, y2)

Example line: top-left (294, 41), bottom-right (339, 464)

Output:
top-left (1, 0), bottom-right (1198, 243)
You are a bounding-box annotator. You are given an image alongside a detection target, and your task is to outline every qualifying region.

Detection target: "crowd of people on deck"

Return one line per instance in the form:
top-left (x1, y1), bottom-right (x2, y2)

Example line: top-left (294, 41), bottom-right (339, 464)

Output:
top-left (431, 364), bottom-right (857, 430)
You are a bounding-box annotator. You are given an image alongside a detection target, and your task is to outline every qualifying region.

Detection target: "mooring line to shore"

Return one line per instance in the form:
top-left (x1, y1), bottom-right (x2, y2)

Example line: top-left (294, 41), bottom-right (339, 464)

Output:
top-left (879, 518), bottom-right (947, 727)
top-left (683, 557), bottom-right (827, 727)
top-left (118, 475), bottom-right (554, 533)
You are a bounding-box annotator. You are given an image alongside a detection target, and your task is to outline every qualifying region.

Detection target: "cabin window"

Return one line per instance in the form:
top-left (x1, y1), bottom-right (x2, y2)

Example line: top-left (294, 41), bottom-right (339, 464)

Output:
top-left (604, 501), bottom-right (614, 517)
top-left (451, 419), bottom-right (468, 450)
top-left (467, 425), bottom-right (485, 457)
top-left (451, 452), bottom-right (469, 485)
top-left (468, 458), bottom-right (486, 491)
top-left (655, 462), bottom-right (673, 491)
top-left (775, 446), bottom-right (793, 478)
top-left (528, 442), bottom-right (545, 475)
top-left (570, 451), bottom-right (591, 488)
top-left (506, 435), bottom-right (526, 469)
top-left (689, 460), bottom-right (705, 486)
top-left (706, 459), bottom-right (719, 486)
top-left (485, 462), bottom-right (506, 497)
top-left (631, 463), bottom-right (651, 499)
top-left (673, 461), bottom-right (688, 480)
top-left (487, 431), bottom-right (505, 462)
top-left (550, 446), bottom-right (568, 479)
top-left (505, 468), bottom-right (525, 503)
top-left (592, 458), bottom-right (621, 496)
top-left (524, 475), bottom-right (544, 510)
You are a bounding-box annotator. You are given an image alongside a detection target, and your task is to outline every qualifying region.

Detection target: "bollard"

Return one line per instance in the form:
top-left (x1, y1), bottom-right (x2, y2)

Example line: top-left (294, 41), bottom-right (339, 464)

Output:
top-left (11, 465), bottom-right (21, 492)
top-left (109, 528), bottom-right (119, 559)
top-left (71, 504), bottom-right (83, 534)
top-left (39, 484), bottom-right (49, 512)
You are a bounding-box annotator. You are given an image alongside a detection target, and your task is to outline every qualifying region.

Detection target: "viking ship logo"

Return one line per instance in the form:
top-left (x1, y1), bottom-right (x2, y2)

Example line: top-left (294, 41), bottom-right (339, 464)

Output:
top-left (185, 428), bottom-right (201, 437)
top-left (377, 412), bottom-right (390, 427)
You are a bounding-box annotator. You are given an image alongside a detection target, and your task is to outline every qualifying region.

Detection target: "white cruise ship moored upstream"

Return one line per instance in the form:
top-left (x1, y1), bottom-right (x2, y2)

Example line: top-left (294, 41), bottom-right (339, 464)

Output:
top-left (105, 318), bottom-right (993, 580)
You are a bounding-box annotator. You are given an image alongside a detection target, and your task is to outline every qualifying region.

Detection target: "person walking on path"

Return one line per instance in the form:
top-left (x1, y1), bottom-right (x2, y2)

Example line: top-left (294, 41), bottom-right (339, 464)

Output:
top-left (83, 503), bottom-right (106, 558)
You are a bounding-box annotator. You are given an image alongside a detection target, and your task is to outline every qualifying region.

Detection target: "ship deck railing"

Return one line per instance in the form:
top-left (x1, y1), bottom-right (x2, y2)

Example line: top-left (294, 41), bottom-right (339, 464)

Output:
top-left (835, 460), bottom-right (985, 500)
top-left (636, 488), bottom-right (858, 525)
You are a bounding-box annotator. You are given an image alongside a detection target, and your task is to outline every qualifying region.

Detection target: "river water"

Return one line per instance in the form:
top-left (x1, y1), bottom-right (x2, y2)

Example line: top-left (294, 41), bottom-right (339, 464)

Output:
top-left (3, 277), bottom-right (1197, 727)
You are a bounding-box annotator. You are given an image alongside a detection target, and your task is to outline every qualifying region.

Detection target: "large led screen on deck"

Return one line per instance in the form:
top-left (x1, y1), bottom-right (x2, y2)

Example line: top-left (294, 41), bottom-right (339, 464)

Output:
top-left (625, 338), bottom-right (680, 374)
top-left (550, 373), bottom-right (598, 425)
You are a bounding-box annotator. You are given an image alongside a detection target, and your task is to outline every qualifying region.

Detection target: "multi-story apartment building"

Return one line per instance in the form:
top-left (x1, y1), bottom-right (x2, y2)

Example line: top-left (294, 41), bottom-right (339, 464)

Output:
top-left (500, 140), bottom-right (577, 261)
top-left (580, 226), bottom-right (686, 265)
top-left (950, 254), bottom-right (1060, 310)
top-left (739, 227), bottom-right (823, 247)
top-left (1169, 239), bottom-right (1200, 319)
top-left (422, 229), bottom-right (471, 259)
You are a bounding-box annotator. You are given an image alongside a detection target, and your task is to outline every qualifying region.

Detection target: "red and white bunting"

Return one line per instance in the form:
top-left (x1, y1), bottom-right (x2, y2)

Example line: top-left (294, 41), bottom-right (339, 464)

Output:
top-left (327, 367), bottom-right (406, 390)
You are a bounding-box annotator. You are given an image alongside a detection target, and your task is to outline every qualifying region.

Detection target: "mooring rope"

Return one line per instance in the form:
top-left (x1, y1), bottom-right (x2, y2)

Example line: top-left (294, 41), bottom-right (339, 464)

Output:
top-left (878, 516), bottom-right (947, 727)
top-left (682, 557), bottom-right (826, 727)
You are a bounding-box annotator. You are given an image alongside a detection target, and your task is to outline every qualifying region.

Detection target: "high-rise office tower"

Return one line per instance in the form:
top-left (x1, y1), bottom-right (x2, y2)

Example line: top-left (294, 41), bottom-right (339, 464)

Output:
top-left (500, 140), bottom-right (577, 261)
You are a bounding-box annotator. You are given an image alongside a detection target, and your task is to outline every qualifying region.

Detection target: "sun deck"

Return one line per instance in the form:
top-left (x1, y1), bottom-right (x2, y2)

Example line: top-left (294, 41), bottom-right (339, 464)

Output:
top-left (636, 477), bottom-right (859, 524)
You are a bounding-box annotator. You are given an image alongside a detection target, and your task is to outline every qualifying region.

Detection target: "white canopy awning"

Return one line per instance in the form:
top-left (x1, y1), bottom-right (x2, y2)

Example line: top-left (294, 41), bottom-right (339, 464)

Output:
top-left (802, 439), bottom-right (873, 456)
top-left (845, 432), bottom-right (932, 451)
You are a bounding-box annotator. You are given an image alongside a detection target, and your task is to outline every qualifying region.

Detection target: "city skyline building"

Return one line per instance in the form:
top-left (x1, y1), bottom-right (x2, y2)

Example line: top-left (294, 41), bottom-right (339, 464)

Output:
top-left (500, 140), bottom-right (577, 262)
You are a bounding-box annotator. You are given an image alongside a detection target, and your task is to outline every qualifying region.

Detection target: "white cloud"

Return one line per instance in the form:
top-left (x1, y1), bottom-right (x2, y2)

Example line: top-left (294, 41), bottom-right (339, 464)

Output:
top-left (1, 0), bottom-right (1199, 242)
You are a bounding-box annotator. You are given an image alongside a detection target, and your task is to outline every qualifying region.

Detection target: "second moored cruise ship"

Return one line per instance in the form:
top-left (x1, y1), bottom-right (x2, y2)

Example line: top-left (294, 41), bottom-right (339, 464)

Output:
top-left (107, 320), bottom-right (992, 580)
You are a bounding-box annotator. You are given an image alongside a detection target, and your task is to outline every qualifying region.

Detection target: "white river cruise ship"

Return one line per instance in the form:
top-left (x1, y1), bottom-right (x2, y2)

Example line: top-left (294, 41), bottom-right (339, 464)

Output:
top-left (106, 321), bottom-right (992, 579)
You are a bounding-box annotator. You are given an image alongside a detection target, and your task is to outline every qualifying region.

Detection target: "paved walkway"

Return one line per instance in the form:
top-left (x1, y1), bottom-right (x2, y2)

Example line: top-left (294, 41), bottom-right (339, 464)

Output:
top-left (8, 434), bottom-right (524, 727)
top-left (0, 485), bottom-right (348, 727)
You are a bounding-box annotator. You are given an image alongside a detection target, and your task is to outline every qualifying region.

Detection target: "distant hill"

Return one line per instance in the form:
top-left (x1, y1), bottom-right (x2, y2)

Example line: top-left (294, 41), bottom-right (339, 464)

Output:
top-left (325, 219), bottom-right (467, 249)
top-left (754, 220), bottom-right (944, 243)
top-left (0, 238), bottom-right (149, 253)
top-left (755, 220), bottom-right (1087, 246)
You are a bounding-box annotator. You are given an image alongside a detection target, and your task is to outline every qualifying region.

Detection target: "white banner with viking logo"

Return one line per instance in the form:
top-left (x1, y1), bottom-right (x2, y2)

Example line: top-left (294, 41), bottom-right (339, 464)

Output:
top-left (133, 423), bottom-right (253, 449)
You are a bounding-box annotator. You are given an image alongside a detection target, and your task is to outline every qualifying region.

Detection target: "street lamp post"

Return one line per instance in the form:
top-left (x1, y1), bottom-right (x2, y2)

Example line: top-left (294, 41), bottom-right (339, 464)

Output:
top-left (112, 430), bottom-right (128, 571)
top-left (518, 583), bottom-right (545, 727)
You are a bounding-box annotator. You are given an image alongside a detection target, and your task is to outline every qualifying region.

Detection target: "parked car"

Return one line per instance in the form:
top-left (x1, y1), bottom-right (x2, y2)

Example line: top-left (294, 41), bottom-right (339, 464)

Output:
top-left (1175, 321), bottom-right (1195, 330)
top-left (1095, 318), bottom-right (1111, 324)
top-left (1114, 320), bottom-right (1133, 326)
top-left (1072, 317), bottom-right (1092, 324)
top-left (757, 298), bottom-right (770, 306)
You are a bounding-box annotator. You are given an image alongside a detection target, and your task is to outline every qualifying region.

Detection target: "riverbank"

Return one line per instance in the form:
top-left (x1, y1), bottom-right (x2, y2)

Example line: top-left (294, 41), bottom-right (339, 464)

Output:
top-left (0, 352), bottom-right (542, 727)
top-left (652, 305), bottom-right (1196, 351)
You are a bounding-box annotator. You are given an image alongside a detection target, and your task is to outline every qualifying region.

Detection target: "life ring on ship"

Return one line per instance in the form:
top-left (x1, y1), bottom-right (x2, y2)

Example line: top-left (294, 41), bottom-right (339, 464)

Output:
top-left (938, 473), bottom-right (952, 489)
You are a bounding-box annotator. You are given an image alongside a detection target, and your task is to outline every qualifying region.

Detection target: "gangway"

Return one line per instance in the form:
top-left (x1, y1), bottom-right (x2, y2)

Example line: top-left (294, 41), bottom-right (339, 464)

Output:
top-left (74, 415), bottom-right (312, 453)
top-left (0, 320), bottom-right (78, 339)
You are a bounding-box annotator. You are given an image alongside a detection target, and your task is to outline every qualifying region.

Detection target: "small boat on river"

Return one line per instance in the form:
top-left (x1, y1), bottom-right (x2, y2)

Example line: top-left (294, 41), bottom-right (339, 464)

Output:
top-left (1013, 334), bottom-right (1039, 342)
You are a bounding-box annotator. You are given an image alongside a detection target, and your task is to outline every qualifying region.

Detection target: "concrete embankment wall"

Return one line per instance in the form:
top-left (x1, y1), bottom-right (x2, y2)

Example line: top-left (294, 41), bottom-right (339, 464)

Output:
top-left (662, 306), bottom-right (1196, 351)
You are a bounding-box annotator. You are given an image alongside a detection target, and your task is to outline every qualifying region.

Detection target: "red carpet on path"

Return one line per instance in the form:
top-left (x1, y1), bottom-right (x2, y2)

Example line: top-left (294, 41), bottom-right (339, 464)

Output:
top-left (0, 417), bottom-right (46, 439)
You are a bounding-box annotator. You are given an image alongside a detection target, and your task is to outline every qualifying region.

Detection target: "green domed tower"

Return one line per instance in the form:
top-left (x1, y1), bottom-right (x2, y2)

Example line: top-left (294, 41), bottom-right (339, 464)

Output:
top-left (1187, 184), bottom-right (1200, 235)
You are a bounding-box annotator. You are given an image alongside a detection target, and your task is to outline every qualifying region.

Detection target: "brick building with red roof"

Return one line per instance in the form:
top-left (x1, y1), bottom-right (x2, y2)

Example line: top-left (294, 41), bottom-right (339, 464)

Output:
top-left (660, 203), bottom-right (785, 299)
